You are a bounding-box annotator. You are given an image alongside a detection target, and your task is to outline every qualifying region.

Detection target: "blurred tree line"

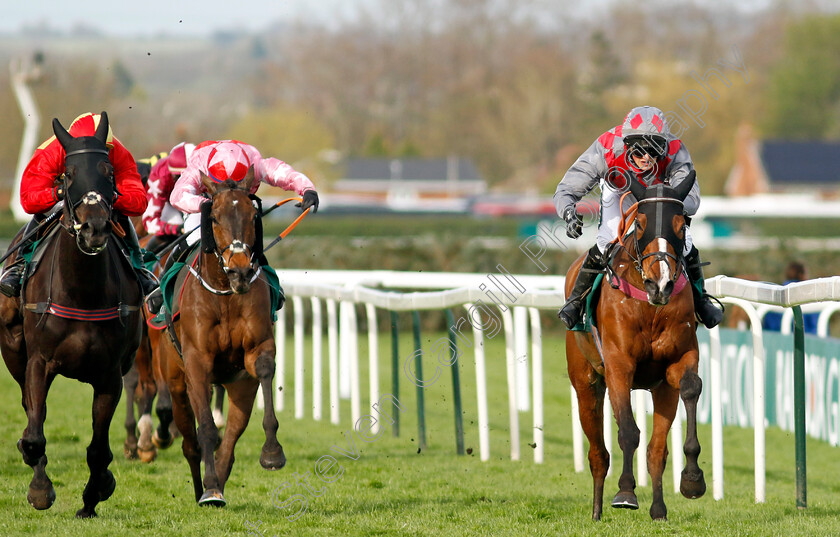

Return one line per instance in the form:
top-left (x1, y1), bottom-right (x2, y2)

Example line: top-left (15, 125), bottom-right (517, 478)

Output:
top-left (0, 0), bottom-right (838, 197)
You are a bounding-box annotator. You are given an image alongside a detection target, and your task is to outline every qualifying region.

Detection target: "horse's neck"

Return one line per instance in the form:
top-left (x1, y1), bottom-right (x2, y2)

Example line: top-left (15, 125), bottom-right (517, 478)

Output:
top-left (198, 252), bottom-right (229, 287)
top-left (610, 239), bottom-right (645, 288)
top-left (56, 233), bottom-right (111, 278)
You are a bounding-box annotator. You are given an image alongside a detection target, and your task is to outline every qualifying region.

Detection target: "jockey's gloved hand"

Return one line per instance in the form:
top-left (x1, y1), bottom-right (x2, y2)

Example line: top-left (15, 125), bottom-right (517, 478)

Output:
top-left (53, 185), bottom-right (65, 201)
top-left (297, 190), bottom-right (319, 214)
top-left (563, 205), bottom-right (583, 239)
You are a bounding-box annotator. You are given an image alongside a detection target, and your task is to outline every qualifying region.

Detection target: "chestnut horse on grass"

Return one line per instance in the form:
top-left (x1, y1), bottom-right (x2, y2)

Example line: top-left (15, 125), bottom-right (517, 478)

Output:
top-left (0, 112), bottom-right (144, 517)
top-left (566, 171), bottom-right (706, 521)
top-left (157, 166), bottom-right (285, 506)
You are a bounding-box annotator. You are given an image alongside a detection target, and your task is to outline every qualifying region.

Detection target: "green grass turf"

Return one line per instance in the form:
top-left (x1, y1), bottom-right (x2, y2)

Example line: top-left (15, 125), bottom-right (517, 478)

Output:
top-left (1, 327), bottom-right (840, 536)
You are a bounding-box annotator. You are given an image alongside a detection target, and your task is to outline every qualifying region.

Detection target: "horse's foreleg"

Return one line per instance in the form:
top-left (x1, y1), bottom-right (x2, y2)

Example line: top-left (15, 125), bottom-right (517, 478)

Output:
top-left (19, 357), bottom-right (55, 511)
top-left (215, 378), bottom-right (259, 487)
top-left (167, 365), bottom-right (203, 502)
top-left (184, 357), bottom-right (225, 507)
top-left (122, 364), bottom-right (139, 459)
top-left (76, 373), bottom-right (122, 518)
top-left (604, 364), bottom-right (639, 511)
top-left (678, 369), bottom-right (706, 499)
top-left (665, 355), bottom-right (706, 501)
top-left (252, 347), bottom-right (285, 470)
top-left (648, 383), bottom-right (679, 520)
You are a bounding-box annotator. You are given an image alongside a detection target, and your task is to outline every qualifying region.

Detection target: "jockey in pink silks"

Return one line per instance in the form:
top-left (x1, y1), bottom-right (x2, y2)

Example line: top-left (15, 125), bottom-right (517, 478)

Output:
top-left (144, 140), bottom-right (319, 314)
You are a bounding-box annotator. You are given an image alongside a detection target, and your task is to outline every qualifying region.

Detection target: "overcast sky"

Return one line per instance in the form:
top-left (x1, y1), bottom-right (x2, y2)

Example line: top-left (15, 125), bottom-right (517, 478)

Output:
top-left (1, 0), bottom-right (363, 37)
top-left (1, 0), bottom-right (814, 38)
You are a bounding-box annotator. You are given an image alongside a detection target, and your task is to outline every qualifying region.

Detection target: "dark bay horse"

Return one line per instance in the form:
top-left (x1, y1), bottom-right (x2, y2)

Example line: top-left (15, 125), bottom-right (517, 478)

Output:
top-left (0, 112), bottom-right (144, 518)
top-left (566, 172), bottom-right (705, 521)
top-left (158, 166), bottom-right (284, 506)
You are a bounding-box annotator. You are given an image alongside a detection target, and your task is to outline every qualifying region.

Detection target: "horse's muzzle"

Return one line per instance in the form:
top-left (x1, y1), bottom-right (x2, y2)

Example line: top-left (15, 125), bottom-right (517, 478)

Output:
top-left (227, 267), bottom-right (256, 294)
top-left (644, 279), bottom-right (674, 306)
top-left (76, 220), bottom-right (110, 255)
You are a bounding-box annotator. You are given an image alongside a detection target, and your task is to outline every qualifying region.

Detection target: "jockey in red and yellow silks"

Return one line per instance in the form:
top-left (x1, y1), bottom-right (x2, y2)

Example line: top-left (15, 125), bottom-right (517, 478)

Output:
top-left (1, 113), bottom-right (158, 301)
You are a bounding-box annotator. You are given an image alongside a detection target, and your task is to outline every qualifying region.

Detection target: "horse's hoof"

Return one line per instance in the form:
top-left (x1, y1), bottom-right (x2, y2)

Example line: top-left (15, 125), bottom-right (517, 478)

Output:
top-left (27, 480), bottom-right (56, 510)
top-left (198, 489), bottom-right (226, 507)
top-left (99, 470), bottom-right (116, 501)
top-left (611, 491), bottom-right (639, 510)
top-left (680, 468), bottom-right (706, 499)
top-left (124, 442), bottom-right (138, 460)
top-left (137, 446), bottom-right (157, 463)
top-left (260, 446), bottom-right (286, 470)
top-left (650, 501), bottom-right (668, 520)
top-left (152, 430), bottom-right (174, 450)
top-left (75, 506), bottom-right (97, 518)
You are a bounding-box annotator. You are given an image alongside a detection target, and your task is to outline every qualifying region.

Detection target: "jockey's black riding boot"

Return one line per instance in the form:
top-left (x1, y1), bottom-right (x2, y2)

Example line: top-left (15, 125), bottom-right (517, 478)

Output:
top-left (0, 217), bottom-right (39, 298)
top-left (685, 245), bottom-right (723, 329)
top-left (558, 245), bottom-right (606, 330)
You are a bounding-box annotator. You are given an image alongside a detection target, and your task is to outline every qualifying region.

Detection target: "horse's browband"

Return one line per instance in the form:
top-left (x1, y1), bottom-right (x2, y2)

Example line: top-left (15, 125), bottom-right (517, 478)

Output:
top-left (65, 148), bottom-right (110, 157)
top-left (636, 197), bottom-right (684, 207)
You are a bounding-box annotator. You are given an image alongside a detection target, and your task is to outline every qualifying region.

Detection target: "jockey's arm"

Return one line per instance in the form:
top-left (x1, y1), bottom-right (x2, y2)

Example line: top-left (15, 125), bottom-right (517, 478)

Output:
top-left (19, 144), bottom-right (65, 215)
top-left (169, 165), bottom-right (205, 214)
top-left (111, 140), bottom-right (148, 217)
top-left (257, 157), bottom-right (316, 196)
top-left (553, 139), bottom-right (608, 217)
top-left (667, 144), bottom-right (700, 216)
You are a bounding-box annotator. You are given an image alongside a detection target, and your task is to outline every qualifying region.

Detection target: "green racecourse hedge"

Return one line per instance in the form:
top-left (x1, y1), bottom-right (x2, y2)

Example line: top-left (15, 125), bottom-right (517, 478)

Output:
top-left (260, 214), bottom-right (840, 281)
top-left (0, 210), bottom-right (837, 285)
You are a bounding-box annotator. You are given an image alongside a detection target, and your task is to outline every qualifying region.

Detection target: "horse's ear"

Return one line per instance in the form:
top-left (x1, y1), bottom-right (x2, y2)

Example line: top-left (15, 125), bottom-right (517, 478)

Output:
top-left (628, 178), bottom-right (646, 202)
top-left (241, 165), bottom-right (256, 191)
top-left (673, 170), bottom-right (696, 202)
top-left (94, 111), bottom-right (109, 144)
top-left (53, 117), bottom-right (73, 148)
top-left (201, 172), bottom-right (218, 196)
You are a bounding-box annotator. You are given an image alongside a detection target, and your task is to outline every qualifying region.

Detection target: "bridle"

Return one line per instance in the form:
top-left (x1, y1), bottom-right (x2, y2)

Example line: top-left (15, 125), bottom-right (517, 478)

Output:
top-left (60, 147), bottom-right (115, 256)
top-left (616, 191), bottom-right (686, 286)
top-left (194, 189), bottom-right (262, 295)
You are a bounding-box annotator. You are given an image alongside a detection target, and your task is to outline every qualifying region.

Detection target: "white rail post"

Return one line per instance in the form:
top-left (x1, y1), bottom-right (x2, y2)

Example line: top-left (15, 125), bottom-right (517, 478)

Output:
top-left (273, 302), bottom-right (286, 412)
top-left (721, 297), bottom-right (767, 503)
top-left (671, 402), bottom-right (683, 493)
top-left (501, 308), bottom-right (520, 461)
top-left (635, 390), bottom-right (648, 487)
top-left (710, 324), bottom-right (724, 500)
top-left (327, 299), bottom-right (340, 425)
top-left (293, 296), bottom-right (305, 419)
top-left (528, 308), bottom-right (544, 464)
top-left (365, 303), bottom-right (380, 435)
top-left (514, 306), bottom-right (530, 412)
top-left (339, 301), bottom-right (352, 399)
top-left (465, 303), bottom-right (490, 462)
top-left (348, 303), bottom-right (361, 426)
top-left (311, 297), bottom-right (323, 421)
